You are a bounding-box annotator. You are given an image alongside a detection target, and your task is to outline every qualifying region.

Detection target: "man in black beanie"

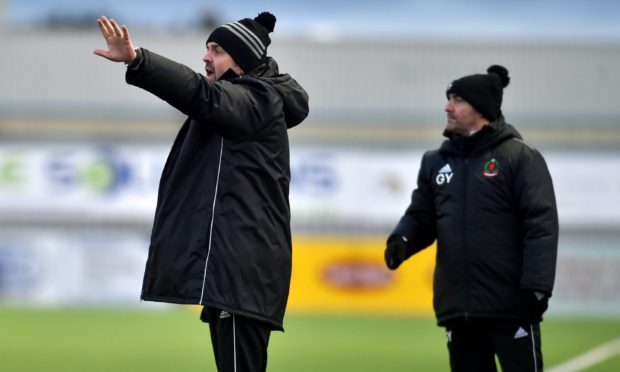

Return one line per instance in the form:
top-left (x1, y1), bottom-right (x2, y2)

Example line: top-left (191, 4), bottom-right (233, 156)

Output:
top-left (94, 12), bottom-right (309, 372)
top-left (385, 66), bottom-right (558, 372)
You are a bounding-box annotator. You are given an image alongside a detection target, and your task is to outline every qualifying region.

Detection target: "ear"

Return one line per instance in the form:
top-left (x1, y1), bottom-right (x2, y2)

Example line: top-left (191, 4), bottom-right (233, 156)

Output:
top-left (231, 64), bottom-right (244, 76)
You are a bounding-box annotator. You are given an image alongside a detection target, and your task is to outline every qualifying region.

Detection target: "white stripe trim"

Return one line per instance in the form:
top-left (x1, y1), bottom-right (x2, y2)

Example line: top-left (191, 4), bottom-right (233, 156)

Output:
top-left (199, 137), bottom-right (224, 304)
top-left (233, 314), bottom-right (237, 372)
top-left (222, 24), bottom-right (262, 59)
top-left (231, 21), bottom-right (265, 52)
top-left (228, 22), bottom-right (264, 58)
top-left (530, 324), bottom-right (538, 372)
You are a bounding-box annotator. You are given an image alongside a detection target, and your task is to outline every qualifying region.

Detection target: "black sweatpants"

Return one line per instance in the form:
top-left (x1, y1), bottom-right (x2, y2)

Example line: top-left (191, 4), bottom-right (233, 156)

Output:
top-left (445, 319), bottom-right (543, 372)
top-left (201, 307), bottom-right (272, 372)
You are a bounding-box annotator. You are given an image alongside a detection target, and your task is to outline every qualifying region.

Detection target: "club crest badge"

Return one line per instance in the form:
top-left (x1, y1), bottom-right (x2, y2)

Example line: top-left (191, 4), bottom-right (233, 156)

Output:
top-left (482, 158), bottom-right (500, 177)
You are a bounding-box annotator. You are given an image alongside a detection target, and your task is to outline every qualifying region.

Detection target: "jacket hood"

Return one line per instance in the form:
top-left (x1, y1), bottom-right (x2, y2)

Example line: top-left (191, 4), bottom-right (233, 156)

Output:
top-left (250, 57), bottom-right (309, 129)
top-left (440, 115), bottom-right (522, 156)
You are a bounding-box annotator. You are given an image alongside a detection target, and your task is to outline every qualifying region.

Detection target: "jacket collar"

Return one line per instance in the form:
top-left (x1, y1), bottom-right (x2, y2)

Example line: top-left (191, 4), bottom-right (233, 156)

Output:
top-left (439, 116), bottom-right (521, 156)
top-left (218, 68), bottom-right (241, 82)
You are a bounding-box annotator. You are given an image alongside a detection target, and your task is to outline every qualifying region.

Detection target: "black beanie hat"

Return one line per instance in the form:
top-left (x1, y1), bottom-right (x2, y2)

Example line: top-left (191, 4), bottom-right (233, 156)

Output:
top-left (446, 65), bottom-right (510, 122)
top-left (206, 12), bottom-right (276, 73)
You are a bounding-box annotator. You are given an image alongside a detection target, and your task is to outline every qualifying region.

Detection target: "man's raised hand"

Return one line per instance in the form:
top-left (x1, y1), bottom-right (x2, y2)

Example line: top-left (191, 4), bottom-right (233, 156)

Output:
top-left (93, 16), bottom-right (137, 64)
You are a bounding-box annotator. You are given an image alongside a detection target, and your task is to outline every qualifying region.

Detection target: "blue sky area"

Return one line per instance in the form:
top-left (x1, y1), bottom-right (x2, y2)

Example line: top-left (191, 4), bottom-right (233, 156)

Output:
top-left (7, 0), bottom-right (620, 41)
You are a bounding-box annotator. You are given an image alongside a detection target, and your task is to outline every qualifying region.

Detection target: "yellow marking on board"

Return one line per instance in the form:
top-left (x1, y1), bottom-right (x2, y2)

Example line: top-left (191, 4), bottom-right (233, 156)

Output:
top-left (288, 236), bottom-right (436, 315)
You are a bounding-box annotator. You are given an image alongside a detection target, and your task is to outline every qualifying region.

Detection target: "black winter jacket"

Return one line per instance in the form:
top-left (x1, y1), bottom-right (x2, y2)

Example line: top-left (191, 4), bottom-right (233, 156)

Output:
top-left (390, 118), bottom-right (558, 325)
top-left (126, 49), bottom-right (309, 330)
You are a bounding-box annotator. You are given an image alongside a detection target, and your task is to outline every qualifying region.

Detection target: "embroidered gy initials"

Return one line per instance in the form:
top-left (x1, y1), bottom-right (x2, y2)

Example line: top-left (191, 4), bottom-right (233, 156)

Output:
top-left (436, 172), bottom-right (454, 185)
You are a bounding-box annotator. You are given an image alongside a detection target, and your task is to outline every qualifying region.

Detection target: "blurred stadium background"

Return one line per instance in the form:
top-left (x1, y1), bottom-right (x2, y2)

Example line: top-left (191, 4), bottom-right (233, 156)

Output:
top-left (1, 0), bottom-right (619, 371)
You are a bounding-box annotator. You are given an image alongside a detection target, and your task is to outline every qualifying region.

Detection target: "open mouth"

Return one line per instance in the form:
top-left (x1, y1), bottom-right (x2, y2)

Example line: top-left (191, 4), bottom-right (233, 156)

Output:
top-left (205, 66), bottom-right (214, 78)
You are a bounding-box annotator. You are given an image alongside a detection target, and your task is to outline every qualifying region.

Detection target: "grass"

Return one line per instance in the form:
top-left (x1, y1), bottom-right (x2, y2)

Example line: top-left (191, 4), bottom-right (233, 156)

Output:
top-left (1, 307), bottom-right (619, 371)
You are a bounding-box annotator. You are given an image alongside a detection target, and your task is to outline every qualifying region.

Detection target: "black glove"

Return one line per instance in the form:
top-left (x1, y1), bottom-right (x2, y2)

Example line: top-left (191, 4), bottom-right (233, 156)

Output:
top-left (384, 236), bottom-right (409, 270)
top-left (520, 290), bottom-right (549, 322)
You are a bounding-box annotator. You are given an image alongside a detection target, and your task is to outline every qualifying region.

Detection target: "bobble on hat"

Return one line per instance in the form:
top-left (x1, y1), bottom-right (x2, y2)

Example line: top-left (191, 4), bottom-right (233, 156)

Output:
top-left (206, 12), bottom-right (277, 74)
top-left (487, 65), bottom-right (510, 88)
top-left (446, 65), bottom-right (510, 122)
top-left (255, 12), bottom-right (276, 33)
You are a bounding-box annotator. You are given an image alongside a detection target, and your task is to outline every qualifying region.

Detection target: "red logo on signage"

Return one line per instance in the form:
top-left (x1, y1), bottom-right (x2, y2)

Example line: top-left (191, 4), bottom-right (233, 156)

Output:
top-left (322, 260), bottom-right (394, 290)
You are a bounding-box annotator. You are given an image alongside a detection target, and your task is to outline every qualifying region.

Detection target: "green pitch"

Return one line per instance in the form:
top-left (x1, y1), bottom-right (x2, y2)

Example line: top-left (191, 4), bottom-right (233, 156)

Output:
top-left (1, 307), bottom-right (619, 371)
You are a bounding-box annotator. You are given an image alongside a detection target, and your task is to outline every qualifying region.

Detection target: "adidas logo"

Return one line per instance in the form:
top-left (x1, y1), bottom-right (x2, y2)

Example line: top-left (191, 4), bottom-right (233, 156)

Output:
top-left (438, 163), bottom-right (452, 173)
top-left (436, 163), bottom-right (454, 185)
top-left (219, 310), bottom-right (231, 319)
top-left (514, 327), bottom-right (529, 339)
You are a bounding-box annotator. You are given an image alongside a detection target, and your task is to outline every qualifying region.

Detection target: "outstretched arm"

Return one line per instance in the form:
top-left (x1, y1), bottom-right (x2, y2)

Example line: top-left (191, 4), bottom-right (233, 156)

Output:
top-left (93, 16), bottom-right (137, 64)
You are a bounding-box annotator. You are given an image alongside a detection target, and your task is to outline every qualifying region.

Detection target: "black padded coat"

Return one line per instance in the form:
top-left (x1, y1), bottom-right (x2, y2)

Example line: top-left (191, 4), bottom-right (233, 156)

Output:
top-left (127, 49), bottom-right (309, 330)
top-left (390, 118), bottom-right (558, 325)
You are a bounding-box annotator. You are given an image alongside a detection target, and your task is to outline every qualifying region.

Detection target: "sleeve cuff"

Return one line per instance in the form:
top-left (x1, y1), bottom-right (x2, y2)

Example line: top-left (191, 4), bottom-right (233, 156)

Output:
top-left (126, 47), bottom-right (144, 70)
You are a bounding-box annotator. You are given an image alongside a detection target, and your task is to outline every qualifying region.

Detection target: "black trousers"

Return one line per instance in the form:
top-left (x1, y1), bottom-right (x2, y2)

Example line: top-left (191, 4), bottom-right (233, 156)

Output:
top-left (445, 319), bottom-right (543, 372)
top-left (201, 307), bottom-right (272, 372)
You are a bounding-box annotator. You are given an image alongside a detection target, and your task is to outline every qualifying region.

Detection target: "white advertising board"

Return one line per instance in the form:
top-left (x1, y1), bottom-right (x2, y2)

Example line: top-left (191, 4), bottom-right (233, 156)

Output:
top-left (0, 230), bottom-right (149, 306)
top-left (0, 144), bottom-right (618, 228)
top-left (0, 230), bottom-right (618, 315)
